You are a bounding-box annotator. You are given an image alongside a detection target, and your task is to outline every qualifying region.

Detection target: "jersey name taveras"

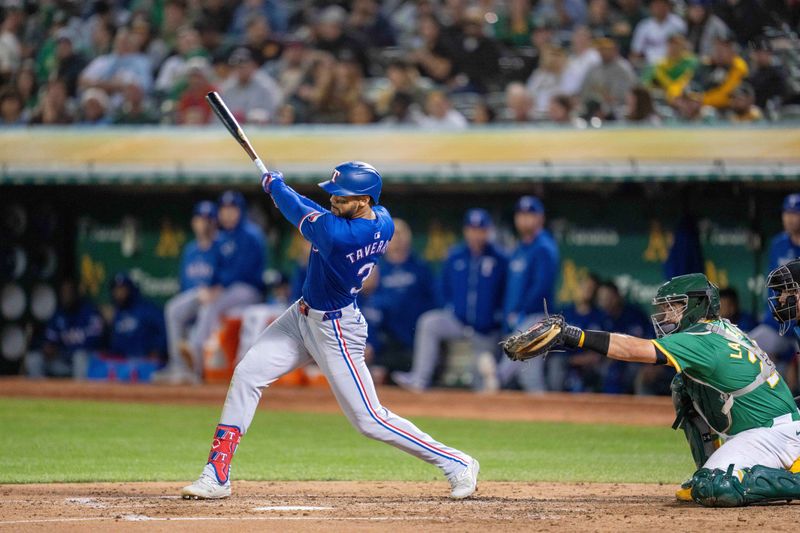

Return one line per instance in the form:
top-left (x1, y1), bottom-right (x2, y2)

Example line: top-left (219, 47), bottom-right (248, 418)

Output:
top-left (653, 319), bottom-right (800, 435)
top-left (301, 206), bottom-right (395, 311)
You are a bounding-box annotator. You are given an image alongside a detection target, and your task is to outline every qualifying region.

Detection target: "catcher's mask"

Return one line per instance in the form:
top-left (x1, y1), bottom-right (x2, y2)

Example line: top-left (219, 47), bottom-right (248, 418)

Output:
top-left (651, 273), bottom-right (720, 338)
top-left (766, 260), bottom-right (800, 335)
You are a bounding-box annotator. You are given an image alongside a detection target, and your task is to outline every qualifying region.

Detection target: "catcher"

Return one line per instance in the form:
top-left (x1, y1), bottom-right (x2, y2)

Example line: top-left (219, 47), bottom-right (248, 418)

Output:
top-left (503, 273), bottom-right (800, 507)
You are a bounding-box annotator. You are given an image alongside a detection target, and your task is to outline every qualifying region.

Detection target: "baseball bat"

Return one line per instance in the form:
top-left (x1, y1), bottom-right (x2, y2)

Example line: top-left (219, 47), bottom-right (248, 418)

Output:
top-left (205, 91), bottom-right (269, 175)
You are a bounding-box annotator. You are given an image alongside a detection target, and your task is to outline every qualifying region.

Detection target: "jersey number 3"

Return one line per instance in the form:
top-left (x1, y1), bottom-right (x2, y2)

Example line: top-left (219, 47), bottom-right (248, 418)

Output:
top-left (350, 263), bottom-right (376, 295)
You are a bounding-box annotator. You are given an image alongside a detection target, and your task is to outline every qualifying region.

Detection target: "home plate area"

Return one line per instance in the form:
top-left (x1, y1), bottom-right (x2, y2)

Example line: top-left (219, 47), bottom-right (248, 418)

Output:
top-left (2, 481), bottom-right (800, 532)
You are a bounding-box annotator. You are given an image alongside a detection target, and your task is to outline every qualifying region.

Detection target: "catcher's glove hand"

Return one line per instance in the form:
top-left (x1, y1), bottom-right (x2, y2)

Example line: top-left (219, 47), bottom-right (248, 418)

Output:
top-left (502, 314), bottom-right (583, 361)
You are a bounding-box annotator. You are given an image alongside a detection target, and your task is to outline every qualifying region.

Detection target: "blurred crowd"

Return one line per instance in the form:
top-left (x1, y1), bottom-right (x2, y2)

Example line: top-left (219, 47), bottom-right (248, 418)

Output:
top-left (1, 0), bottom-right (799, 128)
top-left (30, 188), bottom-right (800, 397)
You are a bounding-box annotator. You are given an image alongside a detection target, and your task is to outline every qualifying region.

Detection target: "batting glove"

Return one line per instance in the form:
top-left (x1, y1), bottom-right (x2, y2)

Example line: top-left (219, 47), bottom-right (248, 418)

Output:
top-left (261, 171), bottom-right (284, 194)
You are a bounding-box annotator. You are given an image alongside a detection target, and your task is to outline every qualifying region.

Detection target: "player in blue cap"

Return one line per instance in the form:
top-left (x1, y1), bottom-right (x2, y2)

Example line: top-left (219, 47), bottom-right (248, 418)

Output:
top-left (392, 208), bottom-right (508, 392)
top-left (155, 201), bottom-right (220, 383)
top-left (181, 161), bottom-right (480, 501)
top-left (496, 195), bottom-right (560, 392)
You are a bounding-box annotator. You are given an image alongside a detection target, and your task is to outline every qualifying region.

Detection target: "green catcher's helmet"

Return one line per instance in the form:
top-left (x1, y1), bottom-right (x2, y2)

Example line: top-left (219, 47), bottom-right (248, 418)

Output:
top-left (651, 273), bottom-right (720, 338)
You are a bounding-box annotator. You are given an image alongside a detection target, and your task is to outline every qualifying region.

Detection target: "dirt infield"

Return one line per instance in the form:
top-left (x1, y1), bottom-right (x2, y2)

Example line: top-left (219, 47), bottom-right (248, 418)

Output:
top-left (2, 481), bottom-right (798, 532)
top-left (3, 378), bottom-right (798, 531)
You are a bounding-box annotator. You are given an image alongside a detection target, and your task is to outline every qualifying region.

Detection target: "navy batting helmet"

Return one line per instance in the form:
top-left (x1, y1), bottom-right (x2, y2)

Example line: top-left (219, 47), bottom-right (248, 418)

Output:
top-left (318, 161), bottom-right (382, 204)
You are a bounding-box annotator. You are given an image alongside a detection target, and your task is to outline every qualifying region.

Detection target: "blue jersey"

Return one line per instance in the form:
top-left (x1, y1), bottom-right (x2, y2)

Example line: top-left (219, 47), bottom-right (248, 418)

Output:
top-left (371, 253), bottom-right (436, 347)
top-left (214, 219), bottom-right (267, 291)
top-left (44, 299), bottom-right (104, 353)
top-left (503, 229), bottom-right (560, 328)
top-left (270, 179), bottom-right (394, 311)
top-left (179, 240), bottom-right (218, 291)
top-left (110, 296), bottom-right (166, 359)
top-left (440, 243), bottom-right (507, 334)
top-left (289, 263), bottom-right (307, 302)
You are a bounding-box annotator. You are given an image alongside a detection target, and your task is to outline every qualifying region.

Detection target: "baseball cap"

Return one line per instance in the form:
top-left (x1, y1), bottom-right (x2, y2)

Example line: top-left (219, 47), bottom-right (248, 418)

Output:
top-left (515, 195), bottom-right (545, 214)
top-left (463, 208), bottom-right (492, 228)
top-left (783, 193), bottom-right (800, 213)
top-left (219, 190), bottom-right (245, 208)
top-left (228, 47), bottom-right (255, 66)
top-left (193, 200), bottom-right (217, 219)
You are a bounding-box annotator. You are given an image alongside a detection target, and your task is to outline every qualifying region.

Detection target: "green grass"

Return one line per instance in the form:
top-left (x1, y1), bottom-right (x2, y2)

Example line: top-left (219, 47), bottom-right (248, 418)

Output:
top-left (0, 397), bottom-right (692, 484)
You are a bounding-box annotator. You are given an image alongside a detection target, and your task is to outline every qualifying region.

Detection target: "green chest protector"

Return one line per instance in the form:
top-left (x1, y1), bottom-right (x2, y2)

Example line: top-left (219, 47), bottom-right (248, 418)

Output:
top-left (681, 322), bottom-right (778, 436)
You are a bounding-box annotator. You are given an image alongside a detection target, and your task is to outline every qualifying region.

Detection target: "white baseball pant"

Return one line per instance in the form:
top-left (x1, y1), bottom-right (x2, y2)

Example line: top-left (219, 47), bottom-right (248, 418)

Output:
top-left (703, 415), bottom-right (800, 472)
top-left (220, 299), bottom-right (472, 478)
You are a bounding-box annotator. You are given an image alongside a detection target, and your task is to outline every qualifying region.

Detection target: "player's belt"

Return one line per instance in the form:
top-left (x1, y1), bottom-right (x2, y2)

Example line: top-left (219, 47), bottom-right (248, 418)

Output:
top-left (298, 299), bottom-right (343, 321)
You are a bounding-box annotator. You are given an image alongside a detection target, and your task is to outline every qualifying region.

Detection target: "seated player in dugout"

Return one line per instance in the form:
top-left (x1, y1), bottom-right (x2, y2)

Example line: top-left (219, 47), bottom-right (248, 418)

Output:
top-left (503, 273), bottom-right (800, 507)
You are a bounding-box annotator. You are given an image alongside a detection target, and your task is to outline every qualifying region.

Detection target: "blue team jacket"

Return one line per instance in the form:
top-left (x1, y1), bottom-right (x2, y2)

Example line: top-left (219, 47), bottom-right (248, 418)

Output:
top-left (440, 242), bottom-right (508, 334)
top-left (503, 230), bottom-right (560, 329)
top-left (179, 240), bottom-right (218, 291)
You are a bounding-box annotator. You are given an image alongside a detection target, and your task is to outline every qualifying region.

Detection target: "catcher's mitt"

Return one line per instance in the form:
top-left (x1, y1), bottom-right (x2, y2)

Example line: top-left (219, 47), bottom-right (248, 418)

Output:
top-left (502, 314), bottom-right (566, 361)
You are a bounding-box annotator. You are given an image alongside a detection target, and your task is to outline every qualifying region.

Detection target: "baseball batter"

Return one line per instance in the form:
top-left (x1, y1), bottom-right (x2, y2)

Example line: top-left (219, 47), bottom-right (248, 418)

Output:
top-left (503, 273), bottom-right (800, 507)
top-left (181, 161), bottom-right (479, 500)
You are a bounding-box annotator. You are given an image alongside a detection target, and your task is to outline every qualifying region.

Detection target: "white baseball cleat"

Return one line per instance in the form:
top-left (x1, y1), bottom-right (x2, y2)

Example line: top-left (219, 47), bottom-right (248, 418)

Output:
top-left (181, 467), bottom-right (231, 500)
top-left (448, 458), bottom-right (480, 499)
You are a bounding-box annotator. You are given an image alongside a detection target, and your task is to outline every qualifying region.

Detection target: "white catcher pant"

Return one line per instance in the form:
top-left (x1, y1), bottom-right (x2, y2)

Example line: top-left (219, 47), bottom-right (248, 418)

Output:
top-left (220, 300), bottom-right (472, 478)
top-left (703, 416), bottom-right (800, 472)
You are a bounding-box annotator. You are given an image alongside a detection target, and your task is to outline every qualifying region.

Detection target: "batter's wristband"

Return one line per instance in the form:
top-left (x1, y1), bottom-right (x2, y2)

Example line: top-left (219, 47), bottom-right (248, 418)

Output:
top-left (580, 330), bottom-right (611, 355)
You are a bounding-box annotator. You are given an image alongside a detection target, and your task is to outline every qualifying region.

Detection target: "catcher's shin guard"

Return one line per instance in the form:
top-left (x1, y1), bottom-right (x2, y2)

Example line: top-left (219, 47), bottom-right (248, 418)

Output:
top-left (207, 424), bottom-right (241, 484)
top-left (691, 465), bottom-right (800, 507)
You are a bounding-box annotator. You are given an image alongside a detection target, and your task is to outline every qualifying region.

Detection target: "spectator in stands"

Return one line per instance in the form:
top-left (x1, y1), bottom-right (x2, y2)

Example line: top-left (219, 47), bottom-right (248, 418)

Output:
top-left (349, 0), bottom-right (396, 48)
top-left (393, 209), bottom-right (508, 392)
top-left (176, 57), bottom-right (216, 125)
top-left (719, 286), bottom-right (757, 332)
top-left (266, 37), bottom-right (312, 105)
top-left (560, 26), bottom-right (600, 97)
top-left (471, 99), bottom-right (495, 124)
top-left (151, 0), bottom-right (190, 68)
top-left (313, 5), bottom-right (370, 76)
top-left (366, 219), bottom-right (436, 380)
top-left (685, 0), bottom-right (731, 59)
top-left (220, 47), bottom-right (282, 123)
top-left (625, 86), bottom-right (661, 124)
top-left (503, 81), bottom-right (535, 123)
top-left (553, 273), bottom-right (609, 392)
top-left (526, 44), bottom-right (567, 118)
top-left (373, 59), bottom-right (430, 117)
top-left (26, 278), bottom-right (103, 379)
top-left (154, 26), bottom-right (207, 98)
top-left (0, 2), bottom-right (23, 82)
top-left (329, 55), bottom-right (366, 122)
top-left (79, 27), bottom-right (153, 105)
top-left (380, 91), bottom-right (415, 125)
top-left (630, 0), bottom-right (686, 66)
top-left (113, 81), bottom-right (159, 125)
top-left (243, 14), bottom-right (282, 66)
top-left (29, 78), bottom-right (75, 125)
top-left (79, 87), bottom-right (111, 125)
top-left (52, 30), bottom-right (87, 98)
top-left (408, 13), bottom-right (456, 86)
top-left (187, 191), bottom-right (265, 366)
top-left (494, 0), bottom-right (534, 47)
top-left (85, 21), bottom-right (115, 62)
top-left (412, 90), bottom-right (468, 128)
top-left (615, 0), bottom-right (648, 57)
top-left (670, 90), bottom-right (717, 122)
top-left (580, 37), bottom-right (637, 120)
top-left (497, 196), bottom-right (561, 393)
top-left (750, 193), bottom-right (800, 369)
top-left (697, 35), bottom-right (748, 110)
top-left (596, 280), bottom-right (651, 394)
top-left (348, 98), bottom-right (376, 124)
top-left (109, 273), bottom-right (167, 361)
top-left (645, 33), bottom-right (697, 102)
top-left (0, 88), bottom-right (23, 125)
top-left (449, 7), bottom-right (501, 93)
top-left (715, 0), bottom-right (770, 47)
top-left (747, 38), bottom-right (786, 111)
top-left (547, 93), bottom-right (580, 125)
top-left (157, 201), bottom-right (219, 383)
top-left (586, 0), bottom-right (615, 40)
top-left (13, 61), bottom-right (37, 118)
top-left (230, 0), bottom-right (289, 37)
top-left (727, 82), bottom-right (763, 123)
top-left (534, 0), bottom-right (588, 30)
